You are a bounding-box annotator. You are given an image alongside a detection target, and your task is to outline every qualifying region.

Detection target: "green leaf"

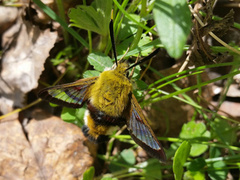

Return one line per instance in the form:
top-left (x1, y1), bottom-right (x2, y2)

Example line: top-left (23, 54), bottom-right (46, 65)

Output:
top-left (208, 147), bottom-right (228, 180)
top-left (173, 141), bottom-right (191, 180)
top-left (117, 34), bottom-right (152, 57)
top-left (120, 149), bottom-right (136, 165)
top-left (190, 143), bottom-right (209, 157)
top-left (209, 146), bottom-right (222, 158)
top-left (211, 118), bottom-right (237, 145)
top-left (68, 0), bottom-right (112, 36)
top-left (83, 70), bottom-right (100, 78)
top-left (137, 34), bottom-right (153, 56)
top-left (117, 15), bottom-right (153, 56)
top-left (61, 107), bottom-right (85, 127)
top-left (179, 121), bottom-right (210, 156)
top-left (143, 159), bottom-right (163, 180)
top-left (93, 0), bottom-right (112, 34)
top-left (116, 36), bottom-right (134, 55)
top-left (187, 157), bottom-right (206, 171)
top-left (109, 149), bottom-right (136, 172)
top-left (70, 6), bottom-right (101, 33)
top-left (83, 166), bottom-right (95, 180)
top-left (207, 161), bottom-right (228, 180)
top-left (184, 170), bottom-right (205, 180)
top-left (118, 14), bottom-right (140, 42)
top-left (75, 107), bottom-right (86, 127)
top-left (131, 65), bottom-right (141, 79)
top-left (87, 52), bottom-right (113, 71)
top-left (61, 107), bottom-right (76, 121)
top-left (135, 79), bottom-right (148, 90)
top-left (179, 121), bottom-right (210, 139)
top-left (167, 142), bottom-right (181, 159)
top-left (153, 0), bottom-right (192, 58)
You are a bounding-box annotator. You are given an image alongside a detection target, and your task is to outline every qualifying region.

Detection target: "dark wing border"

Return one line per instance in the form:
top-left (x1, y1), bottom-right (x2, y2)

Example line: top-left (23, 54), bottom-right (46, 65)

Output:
top-left (38, 77), bottom-right (98, 108)
top-left (127, 94), bottom-right (166, 162)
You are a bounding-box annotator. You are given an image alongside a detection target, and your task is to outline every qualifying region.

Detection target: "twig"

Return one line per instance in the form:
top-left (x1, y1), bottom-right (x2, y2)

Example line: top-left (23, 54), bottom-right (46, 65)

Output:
top-left (189, 5), bottom-right (240, 56)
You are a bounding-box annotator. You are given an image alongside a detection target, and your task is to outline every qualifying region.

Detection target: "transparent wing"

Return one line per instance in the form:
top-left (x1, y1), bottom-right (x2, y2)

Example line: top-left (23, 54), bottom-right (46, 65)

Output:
top-left (127, 95), bottom-right (166, 162)
top-left (38, 77), bottom-right (98, 108)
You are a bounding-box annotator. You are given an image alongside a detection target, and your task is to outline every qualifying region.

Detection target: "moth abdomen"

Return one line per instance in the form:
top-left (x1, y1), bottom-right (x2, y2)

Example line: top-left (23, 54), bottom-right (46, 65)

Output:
top-left (83, 109), bottom-right (120, 142)
top-left (82, 125), bottom-right (109, 143)
top-left (87, 102), bottom-right (126, 126)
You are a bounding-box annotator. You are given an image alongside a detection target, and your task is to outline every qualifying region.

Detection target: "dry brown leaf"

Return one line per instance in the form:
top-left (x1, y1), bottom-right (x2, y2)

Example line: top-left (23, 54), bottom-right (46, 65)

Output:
top-left (201, 9), bottom-right (234, 37)
top-left (0, 112), bottom-right (94, 179)
top-left (25, 114), bottom-right (94, 179)
top-left (0, 6), bottom-right (18, 34)
top-left (189, 2), bottom-right (234, 66)
top-left (0, 114), bottom-right (42, 179)
top-left (0, 10), bottom-right (57, 114)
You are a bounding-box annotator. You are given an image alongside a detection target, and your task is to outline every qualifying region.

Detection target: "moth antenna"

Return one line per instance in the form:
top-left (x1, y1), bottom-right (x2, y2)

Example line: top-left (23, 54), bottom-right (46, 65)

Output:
top-left (109, 10), bottom-right (118, 66)
top-left (126, 48), bottom-right (160, 71)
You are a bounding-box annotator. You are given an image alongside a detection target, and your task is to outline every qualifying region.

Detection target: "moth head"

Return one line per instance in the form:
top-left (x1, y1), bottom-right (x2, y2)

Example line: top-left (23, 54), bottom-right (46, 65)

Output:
top-left (114, 61), bottom-right (129, 76)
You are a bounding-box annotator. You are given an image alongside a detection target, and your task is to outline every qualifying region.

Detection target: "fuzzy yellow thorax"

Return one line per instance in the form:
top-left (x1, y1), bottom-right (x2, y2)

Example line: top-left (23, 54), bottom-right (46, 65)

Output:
top-left (89, 62), bottom-right (132, 117)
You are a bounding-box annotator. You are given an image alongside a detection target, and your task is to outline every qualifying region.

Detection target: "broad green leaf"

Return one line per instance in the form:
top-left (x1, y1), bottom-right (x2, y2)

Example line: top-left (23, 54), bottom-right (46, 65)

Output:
top-left (136, 79), bottom-right (148, 90)
top-left (116, 36), bottom-right (134, 55)
top-left (209, 146), bottom-right (222, 158)
top-left (133, 89), bottom-right (145, 101)
top-left (87, 52), bottom-right (113, 71)
top-left (207, 161), bottom-right (228, 180)
top-left (83, 70), bottom-right (100, 78)
top-left (117, 34), bottom-right (152, 56)
top-left (143, 159), bottom-right (163, 180)
top-left (75, 107), bottom-right (86, 127)
top-left (173, 141), bottom-right (191, 180)
top-left (69, 6), bottom-right (101, 34)
top-left (68, 0), bottom-right (112, 36)
top-left (61, 107), bottom-right (85, 127)
top-left (61, 107), bottom-right (76, 121)
top-left (179, 121), bottom-right (210, 156)
top-left (131, 65), bottom-right (141, 79)
top-left (93, 0), bottom-right (112, 34)
top-left (137, 34), bottom-right (153, 56)
top-left (187, 157), bottom-right (206, 171)
top-left (189, 143), bottom-right (209, 157)
top-left (118, 14), bottom-right (140, 42)
top-left (153, 0), bottom-right (192, 58)
top-left (211, 118), bottom-right (237, 145)
top-left (184, 170), bottom-right (205, 180)
top-left (83, 166), bottom-right (95, 180)
top-left (180, 121), bottom-right (210, 139)
top-left (109, 149), bottom-right (136, 172)
top-left (120, 149), bottom-right (136, 165)
top-left (207, 147), bottom-right (228, 179)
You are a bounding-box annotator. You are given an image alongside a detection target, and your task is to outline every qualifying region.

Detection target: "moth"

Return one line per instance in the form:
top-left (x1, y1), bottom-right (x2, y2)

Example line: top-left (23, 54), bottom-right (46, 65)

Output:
top-left (38, 18), bottom-right (166, 162)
